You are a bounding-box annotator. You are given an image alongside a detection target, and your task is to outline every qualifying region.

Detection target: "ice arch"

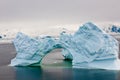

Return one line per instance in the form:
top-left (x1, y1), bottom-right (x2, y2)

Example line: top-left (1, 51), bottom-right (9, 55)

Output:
top-left (10, 22), bottom-right (120, 70)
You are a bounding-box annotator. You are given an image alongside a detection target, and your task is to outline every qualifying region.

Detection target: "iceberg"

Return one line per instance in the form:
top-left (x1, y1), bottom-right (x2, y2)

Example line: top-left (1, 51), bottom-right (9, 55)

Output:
top-left (10, 32), bottom-right (59, 66)
top-left (60, 22), bottom-right (120, 70)
top-left (10, 22), bottom-right (120, 70)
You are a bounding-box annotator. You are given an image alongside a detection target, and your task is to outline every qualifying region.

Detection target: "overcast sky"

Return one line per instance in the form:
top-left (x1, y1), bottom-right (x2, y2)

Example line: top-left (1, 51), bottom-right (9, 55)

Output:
top-left (0, 0), bottom-right (120, 28)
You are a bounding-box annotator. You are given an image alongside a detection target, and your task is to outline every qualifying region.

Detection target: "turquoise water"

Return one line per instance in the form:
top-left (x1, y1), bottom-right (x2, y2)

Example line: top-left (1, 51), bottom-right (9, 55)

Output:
top-left (1, 56), bottom-right (120, 80)
top-left (15, 67), bottom-right (120, 80)
top-left (1, 63), bottom-right (120, 80)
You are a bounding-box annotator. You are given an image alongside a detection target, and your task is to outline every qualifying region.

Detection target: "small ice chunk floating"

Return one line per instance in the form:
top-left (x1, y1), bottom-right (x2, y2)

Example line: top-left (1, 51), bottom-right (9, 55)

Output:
top-left (10, 22), bottom-right (120, 70)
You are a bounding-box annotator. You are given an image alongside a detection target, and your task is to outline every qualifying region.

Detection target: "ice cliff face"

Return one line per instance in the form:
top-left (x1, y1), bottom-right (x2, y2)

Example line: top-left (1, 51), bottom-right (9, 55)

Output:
top-left (10, 22), bottom-right (120, 70)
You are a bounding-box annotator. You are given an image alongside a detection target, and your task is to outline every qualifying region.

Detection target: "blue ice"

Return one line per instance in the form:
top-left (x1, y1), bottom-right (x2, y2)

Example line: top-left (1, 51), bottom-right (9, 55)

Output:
top-left (10, 22), bottom-right (120, 70)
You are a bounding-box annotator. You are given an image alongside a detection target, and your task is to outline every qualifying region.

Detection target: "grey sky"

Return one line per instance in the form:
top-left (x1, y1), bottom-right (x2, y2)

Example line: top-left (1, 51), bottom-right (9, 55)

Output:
top-left (0, 0), bottom-right (120, 24)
